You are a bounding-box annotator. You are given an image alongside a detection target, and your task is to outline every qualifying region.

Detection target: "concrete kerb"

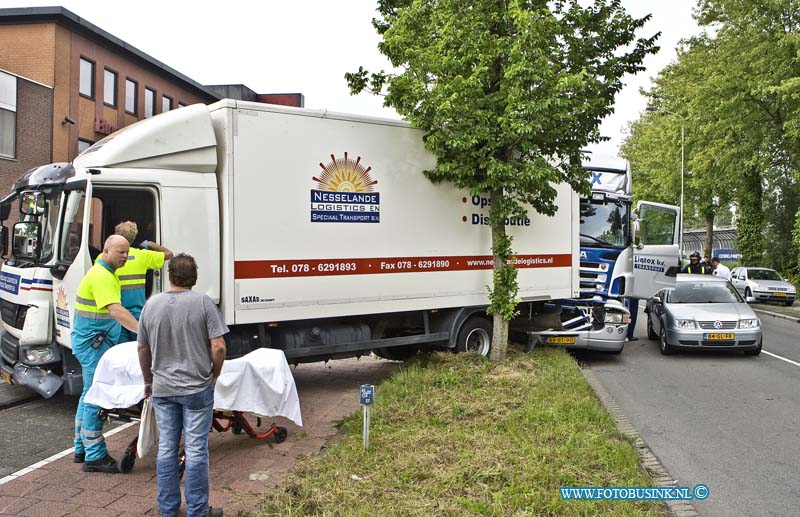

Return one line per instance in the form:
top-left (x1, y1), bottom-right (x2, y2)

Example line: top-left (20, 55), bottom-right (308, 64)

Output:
top-left (580, 366), bottom-right (700, 517)
top-left (753, 307), bottom-right (800, 324)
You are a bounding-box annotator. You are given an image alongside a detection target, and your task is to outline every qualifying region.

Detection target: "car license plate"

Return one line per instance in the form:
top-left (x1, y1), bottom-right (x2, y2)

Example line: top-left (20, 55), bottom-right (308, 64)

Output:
top-left (546, 336), bottom-right (576, 345)
top-left (774, 292), bottom-right (786, 297)
top-left (1, 369), bottom-right (11, 384)
top-left (703, 333), bottom-right (735, 340)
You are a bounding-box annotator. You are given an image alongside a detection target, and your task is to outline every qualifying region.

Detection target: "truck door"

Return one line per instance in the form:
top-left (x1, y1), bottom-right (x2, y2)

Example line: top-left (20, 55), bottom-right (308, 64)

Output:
top-left (51, 183), bottom-right (93, 348)
top-left (630, 201), bottom-right (680, 300)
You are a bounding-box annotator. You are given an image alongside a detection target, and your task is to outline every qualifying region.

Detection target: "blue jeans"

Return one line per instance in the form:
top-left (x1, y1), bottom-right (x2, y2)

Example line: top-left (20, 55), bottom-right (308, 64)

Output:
top-left (152, 385), bottom-right (214, 517)
top-left (627, 297), bottom-right (640, 338)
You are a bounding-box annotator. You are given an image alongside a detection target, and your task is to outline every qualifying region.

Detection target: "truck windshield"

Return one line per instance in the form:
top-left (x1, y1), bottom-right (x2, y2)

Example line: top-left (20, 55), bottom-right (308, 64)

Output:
top-left (19, 189), bottom-right (61, 264)
top-left (579, 199), bottom-right (630, 249)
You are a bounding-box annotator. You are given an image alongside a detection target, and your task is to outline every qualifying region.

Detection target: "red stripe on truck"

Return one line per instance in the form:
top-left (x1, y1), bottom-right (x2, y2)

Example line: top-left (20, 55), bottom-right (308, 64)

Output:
top-left (234, 254), bottom-right (572, 279)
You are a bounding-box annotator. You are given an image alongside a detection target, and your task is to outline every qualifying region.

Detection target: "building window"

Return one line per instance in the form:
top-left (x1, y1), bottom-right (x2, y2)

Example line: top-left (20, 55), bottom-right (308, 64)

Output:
top-left (162, 95), bottom-right (172, 113)
top-left (78, 139), bottom-right (93, 155)
top-left (0, 71), bottom-right (16, 159)
top-left (103, 68), bottom-right (117, 107)
top-left (144, 87), bottom-right (155, 118)
top-left (125, 78), bottom-right (138, 115)
top-left (79, 57), bottom-right (95, 98)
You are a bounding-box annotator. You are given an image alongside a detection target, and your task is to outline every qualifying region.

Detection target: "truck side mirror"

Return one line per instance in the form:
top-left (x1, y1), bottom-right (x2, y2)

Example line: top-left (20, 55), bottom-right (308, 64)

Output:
top-left (12, 221), bottom-right (41, 260)
top-left (19, 191), bottom-right (46, 217)
top-left (0, 225), bottom-right (7, 257)
top-left (0, 202), bottom-right (10, 221)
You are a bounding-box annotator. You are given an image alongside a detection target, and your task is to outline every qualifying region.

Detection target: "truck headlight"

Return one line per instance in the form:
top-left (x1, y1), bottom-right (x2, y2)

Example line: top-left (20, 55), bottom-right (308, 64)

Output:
top-left (24, 347), bottom-right (54, 364)
top-left (739, 319), bottom-right (759, 329)
top-left (605, 312), bottom-right (630, 325)
top-left (675, 319), bottom-right (696, 329)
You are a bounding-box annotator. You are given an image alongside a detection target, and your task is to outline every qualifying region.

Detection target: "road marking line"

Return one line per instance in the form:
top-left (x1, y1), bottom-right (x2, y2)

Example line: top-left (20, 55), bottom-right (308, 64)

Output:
top-left (0, 421), bottom-right (136, 485)
top-left (762, 350), bottom-right (800, 368)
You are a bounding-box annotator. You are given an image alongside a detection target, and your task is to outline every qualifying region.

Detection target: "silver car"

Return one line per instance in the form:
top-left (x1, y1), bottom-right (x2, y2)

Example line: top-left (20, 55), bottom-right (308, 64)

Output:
top-left (645, 275), bottom-right (762, 355)
top-left (730, 267), bottom-right (796, 306)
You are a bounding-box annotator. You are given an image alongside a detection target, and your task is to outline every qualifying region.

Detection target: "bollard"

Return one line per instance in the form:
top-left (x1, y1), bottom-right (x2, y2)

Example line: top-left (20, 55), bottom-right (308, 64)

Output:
top-left (360, 384), bottom-right (374, 449)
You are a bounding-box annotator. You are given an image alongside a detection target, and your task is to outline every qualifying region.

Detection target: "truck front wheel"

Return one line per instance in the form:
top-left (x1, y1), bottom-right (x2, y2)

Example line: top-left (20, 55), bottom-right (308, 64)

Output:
top-left (456, 317), bottom-right (493, 357)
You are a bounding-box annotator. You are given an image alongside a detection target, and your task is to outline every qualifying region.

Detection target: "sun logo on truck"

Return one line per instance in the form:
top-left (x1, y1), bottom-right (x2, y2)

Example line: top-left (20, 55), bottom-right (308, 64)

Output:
top-left (313, 153), bottom-right (378, 192)
top-left (310, 153), bottom-right (380, 223)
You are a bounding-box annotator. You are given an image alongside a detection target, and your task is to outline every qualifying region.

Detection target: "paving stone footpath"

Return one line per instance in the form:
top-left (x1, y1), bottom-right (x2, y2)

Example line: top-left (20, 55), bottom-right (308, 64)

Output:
top-left (0, 356), bottom-right (397, 516)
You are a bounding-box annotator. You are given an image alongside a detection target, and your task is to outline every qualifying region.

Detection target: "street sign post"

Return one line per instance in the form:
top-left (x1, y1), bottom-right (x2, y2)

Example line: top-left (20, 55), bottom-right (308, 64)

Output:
top-left (360, 384), bottom-right (374, 449)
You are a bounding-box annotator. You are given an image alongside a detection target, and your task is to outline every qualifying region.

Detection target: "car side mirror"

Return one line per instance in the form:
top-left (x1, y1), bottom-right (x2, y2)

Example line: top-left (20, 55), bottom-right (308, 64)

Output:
top-left (653, 294), bottom-right (663, 304)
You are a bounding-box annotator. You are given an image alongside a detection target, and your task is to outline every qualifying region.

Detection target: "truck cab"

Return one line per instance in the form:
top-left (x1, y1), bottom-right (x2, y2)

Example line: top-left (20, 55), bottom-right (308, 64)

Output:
top-left (526, 154), bottom-right (680, 352)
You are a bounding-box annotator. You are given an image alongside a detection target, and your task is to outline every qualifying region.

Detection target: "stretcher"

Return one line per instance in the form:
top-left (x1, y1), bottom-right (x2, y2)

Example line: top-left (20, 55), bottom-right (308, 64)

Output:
top-left (84, 342), bottom-right (303, 473)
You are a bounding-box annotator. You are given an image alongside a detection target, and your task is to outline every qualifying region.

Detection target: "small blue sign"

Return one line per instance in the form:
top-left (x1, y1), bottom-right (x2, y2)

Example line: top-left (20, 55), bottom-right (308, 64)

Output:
top-left (360, 384), bottom-right (374, 405)
top-left (0, 272), bottom-right (20, 295)
top-left (714, 248), bottom-right (741, 261)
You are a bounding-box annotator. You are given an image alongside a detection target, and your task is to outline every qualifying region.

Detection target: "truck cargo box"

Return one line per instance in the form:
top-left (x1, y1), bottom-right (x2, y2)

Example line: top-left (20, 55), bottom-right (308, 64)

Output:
top-left (210, 101), bottom-right (579, 324)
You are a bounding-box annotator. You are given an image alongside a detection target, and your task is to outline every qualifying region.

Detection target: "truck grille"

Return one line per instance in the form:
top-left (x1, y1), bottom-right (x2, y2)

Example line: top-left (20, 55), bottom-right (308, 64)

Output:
top-left (697, 321), bottom-right (737, 330)
top-left (1, 299), bottom-right (28, 330)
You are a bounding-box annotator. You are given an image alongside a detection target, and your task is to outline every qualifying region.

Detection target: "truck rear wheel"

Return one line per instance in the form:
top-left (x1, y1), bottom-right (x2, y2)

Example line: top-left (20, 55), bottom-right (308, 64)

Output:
top-left (456, 317), bottom-right (492, 357)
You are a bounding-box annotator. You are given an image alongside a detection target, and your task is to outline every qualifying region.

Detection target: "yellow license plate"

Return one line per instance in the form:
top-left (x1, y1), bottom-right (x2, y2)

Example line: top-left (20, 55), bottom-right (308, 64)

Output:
top-left (546, 336), bottom-right (576, 345)
top-left (1, 369), bottom-right (11, 384)
top-left (704, 333), bottom-right (735, 340)
top-left (774, 292), bottom-right (787, 297)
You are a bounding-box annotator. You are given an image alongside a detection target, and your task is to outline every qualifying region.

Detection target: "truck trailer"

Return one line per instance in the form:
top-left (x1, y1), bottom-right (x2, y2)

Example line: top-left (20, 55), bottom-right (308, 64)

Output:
top-left (0, 100), bottom-right (595, 397)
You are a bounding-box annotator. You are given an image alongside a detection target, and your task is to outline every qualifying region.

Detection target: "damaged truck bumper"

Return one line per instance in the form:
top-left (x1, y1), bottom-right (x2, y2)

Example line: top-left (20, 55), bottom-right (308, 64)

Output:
top-left (528, 323), bottom-right (628, 353)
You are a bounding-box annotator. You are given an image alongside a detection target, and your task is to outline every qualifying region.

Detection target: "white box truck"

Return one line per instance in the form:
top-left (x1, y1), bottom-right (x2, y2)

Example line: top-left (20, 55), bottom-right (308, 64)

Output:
top-left (1, 100), bottom-right (621, 396)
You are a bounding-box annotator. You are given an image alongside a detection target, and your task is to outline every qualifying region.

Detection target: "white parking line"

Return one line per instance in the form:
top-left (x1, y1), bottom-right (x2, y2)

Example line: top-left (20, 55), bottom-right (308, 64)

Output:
top-left (762, 350), bottom-right (800, 368)
top-left (0, 421), bottom-right (136, 485)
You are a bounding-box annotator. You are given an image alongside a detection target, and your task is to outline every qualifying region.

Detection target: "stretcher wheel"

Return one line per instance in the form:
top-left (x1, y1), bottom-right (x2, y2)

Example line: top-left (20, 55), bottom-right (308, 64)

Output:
top-left (231, 421), bottom-right (243, 435)
top-left (274, 427), bottom-right (288, 443)
top-left (120, 450), bottom-right (136, 473)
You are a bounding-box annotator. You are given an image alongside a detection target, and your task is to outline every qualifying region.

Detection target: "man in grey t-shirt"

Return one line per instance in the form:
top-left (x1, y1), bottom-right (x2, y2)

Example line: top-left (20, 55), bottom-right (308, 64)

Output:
top-left (138, 254), bottom-right (227, 517)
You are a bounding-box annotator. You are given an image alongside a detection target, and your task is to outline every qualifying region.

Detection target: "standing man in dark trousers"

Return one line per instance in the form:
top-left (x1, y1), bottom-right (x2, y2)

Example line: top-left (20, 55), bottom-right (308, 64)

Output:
top-left (138, 254), bottom-right (228, 517)
top-left (626, 297), bottom-right (640, 342)
top-left (72, 235), bottom-right (139, 472)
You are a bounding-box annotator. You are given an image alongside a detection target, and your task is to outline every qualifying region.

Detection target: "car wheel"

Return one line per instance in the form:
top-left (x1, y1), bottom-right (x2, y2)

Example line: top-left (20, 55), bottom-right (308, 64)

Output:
top-left (647, 316), bottom-right (658, 340)
top-left (659, 323), bottom-right (676, 355)
top-left (745, 287), bottom-right (754, 302)
top-left (744, 338), bottom-right (762, 356)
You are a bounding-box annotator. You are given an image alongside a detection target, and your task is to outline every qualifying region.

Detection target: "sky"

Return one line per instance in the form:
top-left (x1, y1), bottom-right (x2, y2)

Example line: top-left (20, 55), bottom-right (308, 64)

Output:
top-left (7, 0), bottom-right (701, 156)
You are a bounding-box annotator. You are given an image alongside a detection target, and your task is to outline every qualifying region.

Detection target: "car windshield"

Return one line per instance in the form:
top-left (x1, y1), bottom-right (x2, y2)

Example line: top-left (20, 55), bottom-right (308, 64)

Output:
top-left (747, 269), bottom-right (783, 281)
top-left (669, 281), bottom-right (743, 304)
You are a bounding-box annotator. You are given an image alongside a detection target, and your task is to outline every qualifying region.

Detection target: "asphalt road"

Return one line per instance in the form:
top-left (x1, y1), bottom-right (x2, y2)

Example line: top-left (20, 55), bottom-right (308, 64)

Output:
top-left (578, 307), bottom-right (800, 517)
top-left (0, 393), bottom-right (127, 479)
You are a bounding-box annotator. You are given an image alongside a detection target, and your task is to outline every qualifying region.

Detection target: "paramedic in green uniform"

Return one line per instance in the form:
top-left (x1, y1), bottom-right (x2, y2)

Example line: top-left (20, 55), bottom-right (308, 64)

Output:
top-left (73, 235), bottom-right (139, 473)
top-left (108, 221), bottom-right (173, 342)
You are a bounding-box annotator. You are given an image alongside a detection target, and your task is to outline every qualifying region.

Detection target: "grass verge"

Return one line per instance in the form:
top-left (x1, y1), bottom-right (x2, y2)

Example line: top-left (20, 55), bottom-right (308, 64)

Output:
top-left (257, 347), bottom-right (663, 516)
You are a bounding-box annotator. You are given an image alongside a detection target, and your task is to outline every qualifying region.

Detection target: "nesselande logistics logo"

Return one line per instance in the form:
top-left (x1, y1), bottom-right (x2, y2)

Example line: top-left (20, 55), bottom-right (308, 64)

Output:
top-left (311, 153), bottom-right (380, 223)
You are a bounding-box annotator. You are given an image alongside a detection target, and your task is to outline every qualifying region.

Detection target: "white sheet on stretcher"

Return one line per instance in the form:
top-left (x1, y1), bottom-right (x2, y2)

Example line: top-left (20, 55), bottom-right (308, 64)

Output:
top-left (84, 342), bottom-right (302, 426)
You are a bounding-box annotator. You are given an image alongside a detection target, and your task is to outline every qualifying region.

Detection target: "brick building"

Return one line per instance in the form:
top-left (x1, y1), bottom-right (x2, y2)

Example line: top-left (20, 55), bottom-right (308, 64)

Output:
top-left (0, 6), bottom-right (303, 196)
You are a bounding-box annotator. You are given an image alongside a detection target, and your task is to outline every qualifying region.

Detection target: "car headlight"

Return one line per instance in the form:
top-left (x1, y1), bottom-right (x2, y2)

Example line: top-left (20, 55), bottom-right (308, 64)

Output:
top-left (23, 347), bottom-right (54, 364)
top-left (675, 319), bottom-right (696, 329)
top-left (739, 319), bottom-right (759, 329)
top-left (605, 311), bottom-right (630, 325)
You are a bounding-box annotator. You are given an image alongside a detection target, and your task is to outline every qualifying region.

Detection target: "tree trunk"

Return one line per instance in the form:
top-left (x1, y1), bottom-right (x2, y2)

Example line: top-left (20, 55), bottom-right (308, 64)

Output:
top-left (488, 200), bottom-right (510, 362)
top-left (736, 167), bottom-right (764, 266)
top-left (704, 212), bottom-right (714, 259)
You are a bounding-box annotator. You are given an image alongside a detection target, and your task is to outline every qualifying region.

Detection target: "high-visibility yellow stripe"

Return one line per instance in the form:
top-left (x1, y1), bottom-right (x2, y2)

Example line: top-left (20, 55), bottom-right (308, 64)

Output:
top-left (121, 284), bottom-right (144, 291)
top-left (75, 310), bottom-right (114, 320)
top-left (75, 296), bottom-right (96, 306)
top-left (118, 274), bottom-right (146, 281)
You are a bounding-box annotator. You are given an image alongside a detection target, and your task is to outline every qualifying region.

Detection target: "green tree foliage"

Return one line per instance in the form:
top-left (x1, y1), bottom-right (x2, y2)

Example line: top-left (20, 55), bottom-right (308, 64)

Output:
top-left (623, 0), bottom-right (800, 270)
top-left (347, 0), bottom-right (656, 361)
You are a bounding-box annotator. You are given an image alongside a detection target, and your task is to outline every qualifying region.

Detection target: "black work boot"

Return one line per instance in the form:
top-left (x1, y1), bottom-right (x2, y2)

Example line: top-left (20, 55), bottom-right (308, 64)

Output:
top-left (81, 454), bottom-right (119, 473)
top-left (206, 507), bottom-right (224, 517)
top-left (73, 452), bottom-right (85, 463)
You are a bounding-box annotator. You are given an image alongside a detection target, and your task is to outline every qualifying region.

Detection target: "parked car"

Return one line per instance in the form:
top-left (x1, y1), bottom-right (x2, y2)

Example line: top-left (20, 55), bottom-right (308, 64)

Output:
top-left (730, 267), bottom-right (796, 306)
top-left (645, 275), bottom-right (762, 356)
